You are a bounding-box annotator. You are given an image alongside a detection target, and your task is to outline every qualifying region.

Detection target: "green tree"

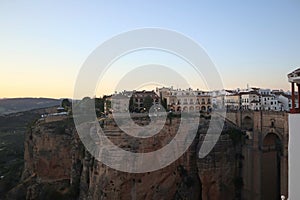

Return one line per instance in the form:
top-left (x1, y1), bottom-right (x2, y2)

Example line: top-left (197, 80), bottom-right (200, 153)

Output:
top-left (129, 96), bottom-right (134, 112)
top-left (95, 98), bottom-right (104, 117)
top-left (161, 97), bottom-right (167, 110)
top-left (95, 98), bottom-right (104, 112)
top-left (61, 99), bottom-right (71, 110)
top-left (80, 97), bottom-right (94, 115)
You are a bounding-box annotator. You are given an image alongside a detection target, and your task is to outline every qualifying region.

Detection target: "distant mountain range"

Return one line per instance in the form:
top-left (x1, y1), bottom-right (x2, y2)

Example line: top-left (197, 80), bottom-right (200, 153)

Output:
top-left (0, 98), bottom-right (61, 115)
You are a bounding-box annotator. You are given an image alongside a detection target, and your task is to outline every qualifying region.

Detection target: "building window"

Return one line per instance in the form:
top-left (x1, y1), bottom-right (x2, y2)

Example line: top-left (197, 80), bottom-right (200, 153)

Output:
top-left (271, 120), bottom-right (275, 127)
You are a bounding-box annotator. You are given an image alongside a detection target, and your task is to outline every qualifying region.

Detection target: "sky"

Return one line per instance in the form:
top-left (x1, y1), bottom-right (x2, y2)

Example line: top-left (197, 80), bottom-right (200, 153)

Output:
top-left (1, 0), bottom-right (300, 98)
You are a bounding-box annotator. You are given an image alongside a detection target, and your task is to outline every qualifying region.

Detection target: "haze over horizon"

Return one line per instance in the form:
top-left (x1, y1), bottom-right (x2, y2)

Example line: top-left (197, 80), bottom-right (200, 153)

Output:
top-left (1, 1), bottom-right (299, 98)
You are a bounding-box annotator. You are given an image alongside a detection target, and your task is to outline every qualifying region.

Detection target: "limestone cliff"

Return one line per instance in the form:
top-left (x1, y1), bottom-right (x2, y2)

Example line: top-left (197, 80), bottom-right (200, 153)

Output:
top-left (197, 133), bottom-right (241, 200)
top-left (7, 116), bottom-right (243, 200)
top-left (7, 118), bottom-right (80, 200)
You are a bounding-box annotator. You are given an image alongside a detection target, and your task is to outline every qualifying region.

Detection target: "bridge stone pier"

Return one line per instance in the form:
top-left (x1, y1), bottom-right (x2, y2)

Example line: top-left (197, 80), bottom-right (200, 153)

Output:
top-left (225, 110), bottom-right (289, 200)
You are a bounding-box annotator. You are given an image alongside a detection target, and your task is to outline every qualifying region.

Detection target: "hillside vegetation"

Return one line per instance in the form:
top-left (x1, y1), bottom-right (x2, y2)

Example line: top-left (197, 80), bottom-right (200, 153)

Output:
top-left (0, 98), bottom-right (60, 115)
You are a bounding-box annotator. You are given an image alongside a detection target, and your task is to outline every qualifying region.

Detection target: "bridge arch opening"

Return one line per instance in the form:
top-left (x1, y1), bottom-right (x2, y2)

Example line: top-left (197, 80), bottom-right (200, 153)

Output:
top-left (242, 116), bottom-right (253, 131)
top-left (261, 133), bottom-right (282, 200)
top-left (183, 106), bottom-right (188, 112)
top-left (189, 106), bottom-right (194, 112)
top-left (177, 106), bottom-right (181, 112)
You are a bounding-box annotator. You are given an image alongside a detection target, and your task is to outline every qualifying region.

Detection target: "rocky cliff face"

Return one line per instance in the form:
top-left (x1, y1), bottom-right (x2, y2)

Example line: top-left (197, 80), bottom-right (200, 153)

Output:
top-left (7, 116), bottom-right (242, 200)
top-left (78, 117), bottom-right (202, 200)
top-left (197, 133), bottom-right (240, 200)
top-left (7, 118), bottom-right (80, 200)
top-left (23, 120), bottom-right (73, 181)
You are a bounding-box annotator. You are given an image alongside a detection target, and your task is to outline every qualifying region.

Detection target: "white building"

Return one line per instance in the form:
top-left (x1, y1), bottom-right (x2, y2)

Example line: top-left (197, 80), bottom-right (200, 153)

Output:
top-left (155, 86), bottom-right (295, 112)
top-left (260, 94), bottom-right (282, 111)
top-left (274, 93), bottom-right (298, 111)
top-left (249, 100), bottom-right (261, 111)
top-left (157, 87), bottom-right (212, 112)
top-left (240, 91), bottom-right (260, 110)
top-left (224, 91), bottom-right (240, 110)
top-left (258, 88), bottom-right (272, 96)
top-left (211, 90), bottom-right (225, 109)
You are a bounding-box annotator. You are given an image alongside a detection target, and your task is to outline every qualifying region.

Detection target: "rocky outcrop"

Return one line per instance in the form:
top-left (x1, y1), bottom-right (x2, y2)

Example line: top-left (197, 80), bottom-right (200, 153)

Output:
top-left (78, 117), bottom-right (202, 200)
top-left (7, 118), bottom-right (80, 200)
top-left (22, 119), bottom-right (74, 181)
top-left (8, 116), bottom-right (243, 200)
top-left (197, 134), bottom-right (239, 200)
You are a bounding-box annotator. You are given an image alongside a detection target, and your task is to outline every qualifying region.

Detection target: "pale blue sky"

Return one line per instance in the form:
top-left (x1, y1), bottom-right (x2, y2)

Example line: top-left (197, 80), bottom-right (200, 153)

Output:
top-left (1, 0), bottom-right (299, 98)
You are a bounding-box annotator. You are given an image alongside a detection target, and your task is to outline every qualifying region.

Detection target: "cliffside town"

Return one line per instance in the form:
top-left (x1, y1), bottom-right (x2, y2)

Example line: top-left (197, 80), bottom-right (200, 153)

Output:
top-left (3, 81), bottom-right (293, 199)
top-left (106, 86), bottom-right (296, 114)
top-left (157, 87), bottom-right (297, 112)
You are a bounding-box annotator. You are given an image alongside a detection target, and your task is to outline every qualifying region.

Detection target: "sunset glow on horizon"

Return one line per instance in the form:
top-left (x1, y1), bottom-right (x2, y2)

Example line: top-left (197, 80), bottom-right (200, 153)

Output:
top-left (1, 1), bottom-right (299, 98)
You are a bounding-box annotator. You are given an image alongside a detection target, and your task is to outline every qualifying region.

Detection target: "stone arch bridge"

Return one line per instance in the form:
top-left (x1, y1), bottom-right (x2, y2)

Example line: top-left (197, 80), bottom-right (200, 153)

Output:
top-left (225, 110), bottom-right (289, 200)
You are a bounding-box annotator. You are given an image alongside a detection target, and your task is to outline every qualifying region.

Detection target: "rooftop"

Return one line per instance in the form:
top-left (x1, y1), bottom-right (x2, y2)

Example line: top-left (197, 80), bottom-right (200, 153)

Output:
top-left (288, 68), bottom-right (300, 84)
